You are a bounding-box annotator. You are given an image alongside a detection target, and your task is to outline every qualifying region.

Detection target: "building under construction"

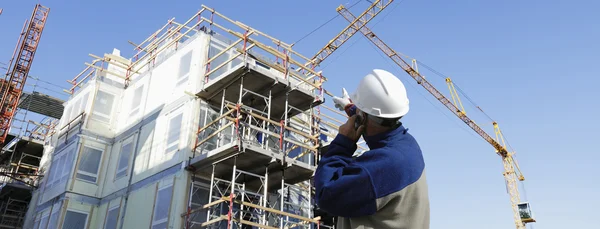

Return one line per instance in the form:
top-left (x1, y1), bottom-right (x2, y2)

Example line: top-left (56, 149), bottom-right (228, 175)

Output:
top-left (22, 5), bottom-right (364, 229)
top-left (15, 1), bottom-right (538, 229)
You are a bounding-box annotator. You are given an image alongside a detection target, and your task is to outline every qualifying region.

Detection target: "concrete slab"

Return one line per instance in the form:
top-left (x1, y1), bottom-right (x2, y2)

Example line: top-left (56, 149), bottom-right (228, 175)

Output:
top-left (196, 63), bottom-right (322, 122)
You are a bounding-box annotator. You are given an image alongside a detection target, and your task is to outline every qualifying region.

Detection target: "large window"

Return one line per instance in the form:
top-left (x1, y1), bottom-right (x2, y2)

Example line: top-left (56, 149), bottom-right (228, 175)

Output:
top-left (190, 183), bottom-right (209, 224)
top-left (33, 218), bottom-right (40, 229)
top-left (60, 106), bottom-right (71, 127)
top-left (60, 92), bottom-right (89, 127)
top-left (62, 210), bottom-right (88, 229)
top-left (104, 205), bottom-right (120, 229)
top-left (76, 146), bottom-right (104, 183)
top-left (46, 201), bottom-right (63, 229)
top-left (38, 213), bottom-right (49, 229)
top-left (130, 85), bottom-right (144, 117)
top-left (116, 136), bottom-right (134, 179)
top-left (207, 42), bottom-right (228, 79)
top-left (46, 145), bottom-right (76, 189)
top-left (151, 184), bottom-right (174, 229)
top-left (70, 99), bottom-right (82, 123)
top-left (166, 113), bottom-right (183, 154)
top-left (177, 51), bottom-right (193, 87)
top-left (92, 90), bottom-right (116, 123)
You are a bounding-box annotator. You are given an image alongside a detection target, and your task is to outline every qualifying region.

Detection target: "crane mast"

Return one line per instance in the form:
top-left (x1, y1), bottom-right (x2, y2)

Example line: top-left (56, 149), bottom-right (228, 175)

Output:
top-left (0, 4), bottom-right (50, 144)
top-left (335, 5), bottom-right (535, 229)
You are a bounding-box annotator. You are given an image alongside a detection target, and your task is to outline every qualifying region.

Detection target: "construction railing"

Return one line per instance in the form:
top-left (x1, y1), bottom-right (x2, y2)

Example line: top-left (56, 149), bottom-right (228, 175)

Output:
top-left (25, 117), bottom-right (58, 142)
top-left (194, 101), bottom-right (319, 166)
top-left (65, 5), bottom-right (327, 101)
top-left (55, 112), bottom-right (85, 146)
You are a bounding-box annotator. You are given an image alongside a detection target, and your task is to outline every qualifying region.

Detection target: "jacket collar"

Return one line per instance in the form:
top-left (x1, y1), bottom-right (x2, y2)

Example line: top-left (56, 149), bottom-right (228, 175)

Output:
top-left (364, 124), bottom-right (407, 149)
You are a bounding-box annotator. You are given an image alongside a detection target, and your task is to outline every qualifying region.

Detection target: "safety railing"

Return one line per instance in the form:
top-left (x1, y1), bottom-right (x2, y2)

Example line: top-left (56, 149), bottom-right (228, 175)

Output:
top-left (194, 102), bottom-right (319, 166)
top-left (65, 5), bottom-right (327, 101)
top-left (55, 112), bottom-right (85, 146)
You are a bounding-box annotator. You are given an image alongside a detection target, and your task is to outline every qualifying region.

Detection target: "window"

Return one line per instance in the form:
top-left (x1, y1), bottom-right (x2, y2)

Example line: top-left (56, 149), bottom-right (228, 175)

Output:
top-left (190, 183), bottom-right (209, 224)
top-left (116, 136), bottom-right (134, 179)
top-left (166, 113), bottom-right (183, 153)
top-left (80, 92), bottom-right (89, 113)
top-left (33, 218), bottom-right (40, 229)
top-left (92, 90), bottom-right (115, 123)
top-left (151, 185), bottom-right (173, 229)
top-left (39, 213), bottom-right (49, 229)
top-left (177, 51), bottom-right (193, 87)
top-left (104, 205), bottom-right (120, 229)
top-left (62, 210), bottom-right (88, 229)
top-left (130, 86), bottom-right (144, 117)
top-left (47, 205), bottom-right (61, 229)
top-left (45, 201), bottom-right (63, 229)
top-left (207, 42), bottom-right (228, 79)
top-left (202, 109), bottom-right (219, 151)
top-left (76, 146), bottom-right (103, 183)
top-left (46, 146), bottom-right (76, 189)
top-left (70, 98), bottom-right (81, 122)
top-left (61, 92), bottom-right (89, 129)
top-left (61, 106), bottom-right (71, 128)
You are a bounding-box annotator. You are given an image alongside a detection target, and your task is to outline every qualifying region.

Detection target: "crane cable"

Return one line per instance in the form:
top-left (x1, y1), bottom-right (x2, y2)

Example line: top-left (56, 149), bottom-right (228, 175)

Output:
top-left (413, 60), bottom-right (521, 154)
top-left (322, 0), bottom-right (408, 71)
top-left (292, 0), bottom-right (364, 46)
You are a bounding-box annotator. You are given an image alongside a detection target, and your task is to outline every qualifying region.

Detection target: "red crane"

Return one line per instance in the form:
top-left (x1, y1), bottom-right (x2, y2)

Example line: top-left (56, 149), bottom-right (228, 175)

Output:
top-left (0, 4), bottom-right (50, 144)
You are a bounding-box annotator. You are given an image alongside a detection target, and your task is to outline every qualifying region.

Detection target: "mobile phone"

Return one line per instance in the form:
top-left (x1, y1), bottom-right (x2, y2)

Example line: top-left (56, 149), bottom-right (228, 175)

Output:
top-left (354, 112), bottom-right (366, 130)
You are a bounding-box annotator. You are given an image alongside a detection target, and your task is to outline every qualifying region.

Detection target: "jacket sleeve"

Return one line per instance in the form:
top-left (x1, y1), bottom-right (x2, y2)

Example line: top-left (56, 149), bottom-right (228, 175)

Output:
top-left (344, 104), bottom-right (357, 117)
top-left (314, 134), bottom-right (377, 218)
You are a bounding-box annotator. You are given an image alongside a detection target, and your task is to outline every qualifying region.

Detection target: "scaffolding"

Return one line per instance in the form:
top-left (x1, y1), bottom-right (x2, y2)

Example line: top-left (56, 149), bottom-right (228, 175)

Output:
top-left (0, 197), bottom-right (28, 228)
top-left (117, 5), bottom-right (329, 229)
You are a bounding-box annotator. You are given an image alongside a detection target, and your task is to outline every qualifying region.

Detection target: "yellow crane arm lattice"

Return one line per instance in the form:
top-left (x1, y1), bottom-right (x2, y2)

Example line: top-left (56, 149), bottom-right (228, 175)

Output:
top-left (307, 0), bottom-right (394, 67)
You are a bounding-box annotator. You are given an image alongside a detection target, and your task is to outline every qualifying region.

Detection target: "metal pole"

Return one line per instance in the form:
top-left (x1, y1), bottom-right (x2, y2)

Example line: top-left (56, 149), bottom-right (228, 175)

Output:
top-left (185, 175), bottom-right (196, 229)
top-left (206, 164), bottom-right (216, 224)
top-left (228, 157), bottom-right (237, 229)
top-left (262, 166), bottom-right (269, 225)
top-left (280, 169), bottom-right (285, 229)
top-left (265, 89), bottom-right (272, 149)
top-left (238, 76), bottom-right (244, 143)
top-left (217, 89), bottom-right (226, 147)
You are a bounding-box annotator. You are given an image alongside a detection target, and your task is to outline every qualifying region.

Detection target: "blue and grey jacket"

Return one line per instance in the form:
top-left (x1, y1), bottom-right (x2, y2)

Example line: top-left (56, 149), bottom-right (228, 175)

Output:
top-left (314, 106), bottom-right (430, 229)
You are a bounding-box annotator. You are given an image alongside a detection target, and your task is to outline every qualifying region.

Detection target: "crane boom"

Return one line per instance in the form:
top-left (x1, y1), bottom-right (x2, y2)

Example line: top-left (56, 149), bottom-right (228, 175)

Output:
top-left (337, 6), bottom-right (533, 229)
top-left (307, 0), bottom-right (394, 67)
top-left (0, 4), bottom-right (50, 143)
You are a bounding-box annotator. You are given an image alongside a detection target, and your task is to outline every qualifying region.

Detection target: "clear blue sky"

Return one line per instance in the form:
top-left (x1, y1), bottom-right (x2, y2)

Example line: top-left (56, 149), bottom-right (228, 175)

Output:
top-left (2, 0), bottom-right (598, 228)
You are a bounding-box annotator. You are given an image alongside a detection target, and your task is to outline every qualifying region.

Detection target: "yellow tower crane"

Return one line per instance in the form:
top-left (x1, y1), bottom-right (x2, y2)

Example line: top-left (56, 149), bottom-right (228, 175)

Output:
top-left (329, 3), bottom-right (536, 229)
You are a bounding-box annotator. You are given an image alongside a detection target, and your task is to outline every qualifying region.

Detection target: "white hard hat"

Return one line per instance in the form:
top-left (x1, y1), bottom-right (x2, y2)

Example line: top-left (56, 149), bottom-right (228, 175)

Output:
top-left (350, 69), bottom-right (409, 118)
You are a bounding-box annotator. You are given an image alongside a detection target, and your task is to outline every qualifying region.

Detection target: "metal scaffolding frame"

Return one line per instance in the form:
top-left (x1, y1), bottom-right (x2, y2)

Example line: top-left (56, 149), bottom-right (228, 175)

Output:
top-left (183, 62), bottom-right (328, 229)
top-left (162, 5), bottom-right (348, 229)
top-left (184, 163), bottom-right (333, 229)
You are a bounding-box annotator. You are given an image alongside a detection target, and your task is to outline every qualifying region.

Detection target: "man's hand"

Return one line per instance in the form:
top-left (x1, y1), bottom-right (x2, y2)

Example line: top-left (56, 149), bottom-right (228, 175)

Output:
top-left (339, 115), bottom-right (365, 142)
top-left (333, 88), bottom-right (352, 112)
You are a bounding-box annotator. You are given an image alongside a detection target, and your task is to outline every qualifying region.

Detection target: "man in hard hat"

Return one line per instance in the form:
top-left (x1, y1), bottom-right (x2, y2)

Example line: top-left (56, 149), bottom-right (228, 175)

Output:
top-left (314, 69), bottom-right (430, 229)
